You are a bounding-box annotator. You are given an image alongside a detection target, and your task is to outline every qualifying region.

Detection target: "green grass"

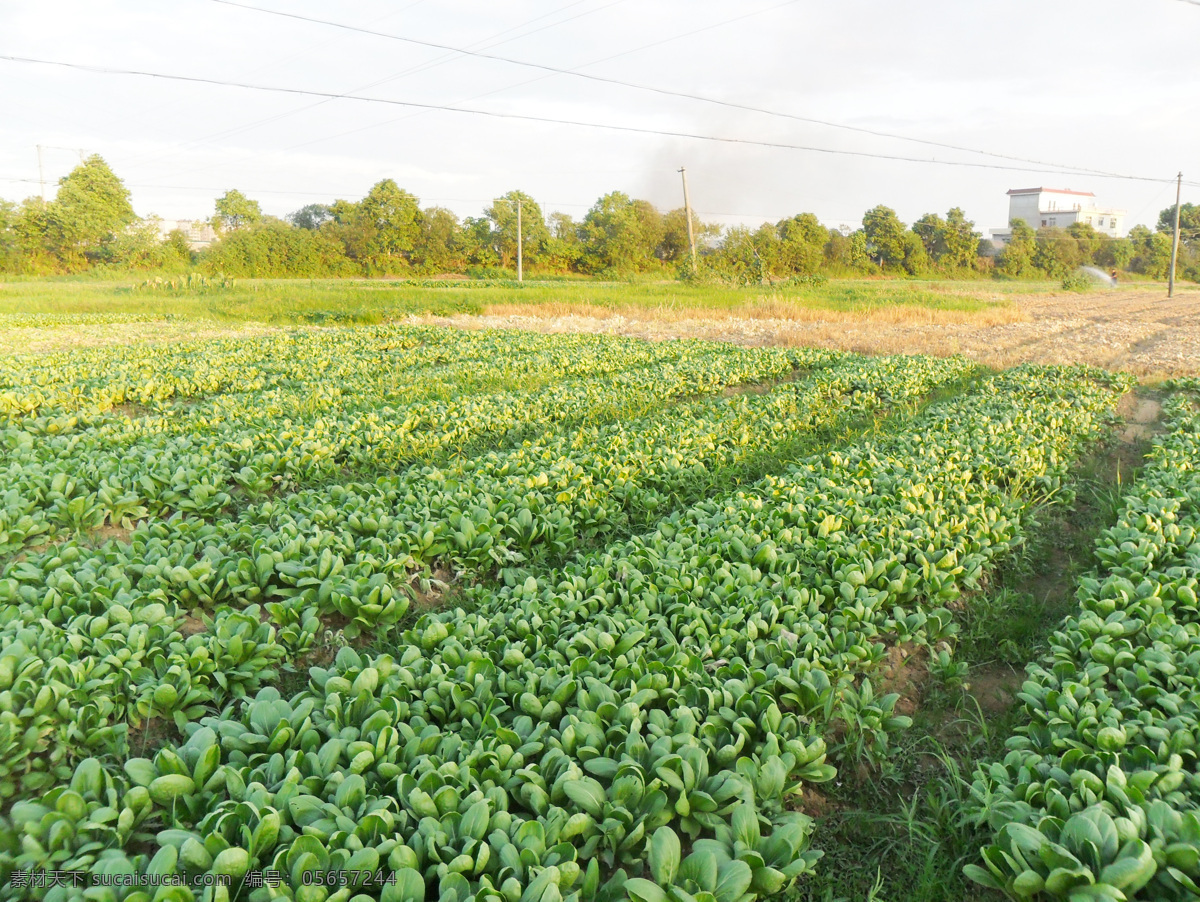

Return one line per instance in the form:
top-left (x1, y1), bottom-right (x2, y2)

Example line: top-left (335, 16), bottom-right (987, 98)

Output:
top-left (0, 276), bottom-right (1012, 325)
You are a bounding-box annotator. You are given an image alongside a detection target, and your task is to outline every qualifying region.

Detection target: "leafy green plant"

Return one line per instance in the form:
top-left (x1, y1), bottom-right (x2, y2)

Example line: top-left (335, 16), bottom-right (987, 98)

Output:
top-left (967, 393), bottom-right (1200, 900)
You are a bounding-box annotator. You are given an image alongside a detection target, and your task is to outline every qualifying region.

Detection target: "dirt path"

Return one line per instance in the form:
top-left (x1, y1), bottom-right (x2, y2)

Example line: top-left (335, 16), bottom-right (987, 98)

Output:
top-left (420, 286), bottom-right (1200, 378)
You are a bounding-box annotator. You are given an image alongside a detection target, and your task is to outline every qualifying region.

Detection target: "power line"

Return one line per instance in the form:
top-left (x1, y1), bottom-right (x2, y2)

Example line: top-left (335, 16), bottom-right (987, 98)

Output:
top-left (210, 0), bottom-right (1139, 180)
top-left (0, 53), bottom-right (1186, 185)
top-left (143, 0), bottom-right (627, 182)
top-left (274, 0), bottom-right (805, 154)
top-left (121, 1), bottom-right (628, 181)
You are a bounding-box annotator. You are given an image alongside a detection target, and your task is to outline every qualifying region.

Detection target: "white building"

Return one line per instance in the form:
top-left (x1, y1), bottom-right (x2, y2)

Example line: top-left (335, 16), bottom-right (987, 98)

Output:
top-left (990, 187), bottom-right (1126, 246)
top-left (153, 219), bottom-right (217, 250)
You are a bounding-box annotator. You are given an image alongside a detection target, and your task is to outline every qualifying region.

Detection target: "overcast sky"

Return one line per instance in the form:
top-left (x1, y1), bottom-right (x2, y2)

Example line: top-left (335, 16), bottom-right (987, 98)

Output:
top-left (1, 0), bottom-right (1196, 235)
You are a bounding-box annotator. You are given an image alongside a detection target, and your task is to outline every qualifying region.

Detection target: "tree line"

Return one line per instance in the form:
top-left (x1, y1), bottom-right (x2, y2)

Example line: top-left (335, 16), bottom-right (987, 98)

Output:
top-left (1, 155), bottom-right (1196, 283)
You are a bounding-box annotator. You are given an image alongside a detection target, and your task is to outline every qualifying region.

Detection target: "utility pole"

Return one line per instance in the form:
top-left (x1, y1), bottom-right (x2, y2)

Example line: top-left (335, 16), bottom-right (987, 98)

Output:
top-left (516, 199), bottom-right (523, 283)
top-left (679, 167), bottom-right (697, 270)
top-left (36, 145), bottom-right (45, 201)
top-left (1168, 171), bottom-right (1183, 299)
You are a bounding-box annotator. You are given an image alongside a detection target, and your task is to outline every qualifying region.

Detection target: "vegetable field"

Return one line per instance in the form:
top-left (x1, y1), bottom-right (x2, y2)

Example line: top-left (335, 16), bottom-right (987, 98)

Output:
top-left (0, 318), bottom-right (1189, 902)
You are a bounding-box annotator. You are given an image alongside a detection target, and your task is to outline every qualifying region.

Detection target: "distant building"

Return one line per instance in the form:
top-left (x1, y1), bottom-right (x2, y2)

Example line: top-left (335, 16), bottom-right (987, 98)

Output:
top-left (990, 187), bottom-right (1126, 246)
top-left (154, 219), bottom-right (217, 250)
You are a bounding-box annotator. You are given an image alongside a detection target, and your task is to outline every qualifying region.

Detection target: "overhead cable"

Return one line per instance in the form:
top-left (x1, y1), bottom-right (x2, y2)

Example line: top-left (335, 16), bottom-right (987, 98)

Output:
top-left (0, 53), bottom-right (1185, 185)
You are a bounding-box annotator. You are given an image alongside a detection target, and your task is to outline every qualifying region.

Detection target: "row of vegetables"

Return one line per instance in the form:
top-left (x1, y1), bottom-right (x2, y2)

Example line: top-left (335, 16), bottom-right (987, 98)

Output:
top-left (231, 352), bottom-right (977, 588)
top-left (0, 349), bottom-right (963, 811)
top-left (2, 329), bottom-right (826, 557)
top-left (0, 326), bottom-right (798, 423)
top-left (0, 358), bottom-right (1132, 900)
top-left (967, 389), bottom-right (1200, 900)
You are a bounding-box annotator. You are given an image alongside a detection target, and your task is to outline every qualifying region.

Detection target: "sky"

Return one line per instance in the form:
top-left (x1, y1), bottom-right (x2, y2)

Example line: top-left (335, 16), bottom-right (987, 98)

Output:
top-left (1, 0), bottom-right (1197, 235)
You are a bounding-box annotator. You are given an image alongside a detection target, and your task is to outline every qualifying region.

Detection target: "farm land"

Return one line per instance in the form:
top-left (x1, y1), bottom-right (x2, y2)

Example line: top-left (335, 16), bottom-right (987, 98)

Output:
top-left (0, 278), bottom-right (1199, 901)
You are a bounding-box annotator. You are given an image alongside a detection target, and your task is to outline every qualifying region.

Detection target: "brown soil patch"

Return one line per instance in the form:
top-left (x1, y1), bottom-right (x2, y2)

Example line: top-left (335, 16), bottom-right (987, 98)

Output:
top-left (876, 642), bottom-right (930, 718)
top-left (719, 381), bottom-right (776, 398)
top-left (1111, 390), bottom-right (1164, 466)
top-left (415, 285), bottom-right (1200, 378)
top-left (1120, 397), bottom-right (1163, 442)
top-left (292, 643), bottom-right (339, 671)
top-left (111, 402), bottom-right (155, 419)
top-left (793, 787), bottom-right (839, 819)
top-left (967, 663), bottom-right (1025, 716)
top-left (8, 537), bottom-right (59, 563)
top-left (409, 568), bottom-right (457, 613)
top-left (178, 615), bottom-right (207, 637)
top-left (131, 715), bottom-right (183, 758)
top-left (90, 524), bottom-right (133, 544)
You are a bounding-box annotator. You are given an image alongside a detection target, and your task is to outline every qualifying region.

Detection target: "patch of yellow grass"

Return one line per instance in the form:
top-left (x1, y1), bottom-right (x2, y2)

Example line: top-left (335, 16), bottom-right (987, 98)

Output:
top-left (481, 299), bottom-right (1026, 327)
top-left (0, 322), bottom-right (281, 356)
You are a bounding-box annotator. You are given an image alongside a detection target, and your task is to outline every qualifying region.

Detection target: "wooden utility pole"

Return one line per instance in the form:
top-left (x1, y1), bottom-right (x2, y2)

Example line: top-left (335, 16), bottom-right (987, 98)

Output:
top-left (1168, 172), bottom-right (1183, 299)
top-left (36, 145), bottom-right (45, 201)
top-left (679, 167), bottom-right (697, 270)
top-left (516, 199), bottom-right (523, 283)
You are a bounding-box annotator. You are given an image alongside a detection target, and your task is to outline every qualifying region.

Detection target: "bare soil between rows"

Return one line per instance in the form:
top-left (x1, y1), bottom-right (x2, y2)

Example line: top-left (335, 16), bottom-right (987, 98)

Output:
top-left (422, 286), bottom-right (1200, 378)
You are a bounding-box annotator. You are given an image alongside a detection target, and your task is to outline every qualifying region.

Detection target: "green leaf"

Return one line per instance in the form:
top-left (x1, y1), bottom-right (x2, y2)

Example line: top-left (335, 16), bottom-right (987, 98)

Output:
top-left (381, 867), bottom-right (424, 902)
top-left (731, 803), bottom-right (760, 849)
top-left (625, 878), bottom-right (668, 902)
top-left (563, 777), bottom-right (606, 818)
top-left (713, 860), bottom-right (753, 902)
top-left (123, 758), bottom-right (157, 787)
top-left (650, 826), bottom-right (682, 886)
top-left (460, 798), bottom-right (491, 842)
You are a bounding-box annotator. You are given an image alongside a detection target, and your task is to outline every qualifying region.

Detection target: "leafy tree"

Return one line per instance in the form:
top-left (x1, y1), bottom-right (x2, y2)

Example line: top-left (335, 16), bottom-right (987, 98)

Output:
top-left (1127, 224), bottom-right (1174, 278)
top-left (824, 228), bottom-right (868, 273)
top-left (203, 217), bottom-right (346, 277)
top-left (912, 212), bottom-right (945, 259)
top-left (631, 200), bottom-right (666, 266)
top-left (861, 205), bottom-right (909, 270)
top-left (288, 203), bottom-right (332, 231)
top-left (912, 207), bottom-right (980, 271)
top-left (577, 191), bottom-right (663, 274)
top-left (356, 180), bottom-right (421, 270)
top-left (747, 223), bottom-right (782, 277)
top-left (164, 229), bottom-right (196, 267)
top-left (486, 192), bottom-right (550, 269)
top-left (775, 213), bottom-right (827, 275)
top-left (1033, 227), bottom-right (1083, 276)
top-left (0, 200), bottom-right (17, 270)
top-left (1157, 202), bottom-right (1200, 282)
top-left (460, 216), bottom-right (500, 268)
top-left (320, 198), bottom-right (369, 266)
top-left (48, 155), bottom-right (136, 267)
top-left (657, 207), bottom-right (710, 265)
top-left (708, 225), bottom-right (767, 284)
top-left (319, 181), bottom-right (422, 272)
top-left (213, 189), bottom-right (262, 233)
top-left (997, 218), bottom-right (1036, 278)
top-left (544, 212), bottom-right (582, 272)
top-left (941, 208), bottom-right (981, 270)
top-left (1066, 222), bottom-right (1103, 265)
top-left (1157, 202), bottom-right (1200, 238)
top-left (1094, 236), bottom-right (1133, 270)
top-left (107, 219), bottom-right (182, 271)
top-left (414, 206), bottom-right (462, 273)
top-left (898, 231), bottom-right (930, 275)
top-left (11, 197), bottom-right (58, 273)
